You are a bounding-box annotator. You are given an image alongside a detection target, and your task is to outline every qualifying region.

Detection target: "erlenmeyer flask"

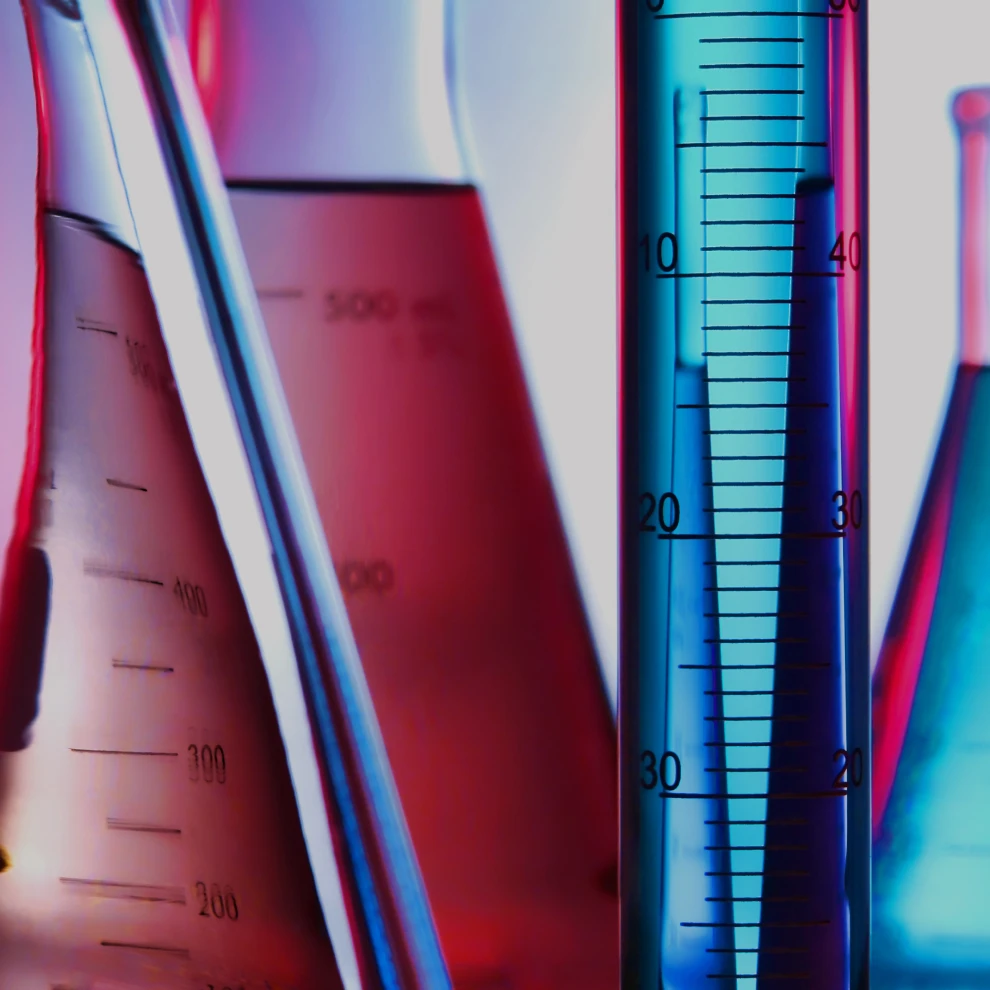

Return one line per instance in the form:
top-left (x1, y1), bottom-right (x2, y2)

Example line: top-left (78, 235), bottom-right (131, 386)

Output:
top-left (0, 2), bottom-right (343, 987)
top-left (187, 2), bottom-right (618, 986)
top-left (873, 87), bottom-right (990, 985)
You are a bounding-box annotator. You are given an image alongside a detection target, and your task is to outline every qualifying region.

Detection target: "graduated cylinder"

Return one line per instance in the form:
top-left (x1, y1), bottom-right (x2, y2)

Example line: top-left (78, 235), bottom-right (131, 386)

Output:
top-left (618, 2), bottom-right (869, 987)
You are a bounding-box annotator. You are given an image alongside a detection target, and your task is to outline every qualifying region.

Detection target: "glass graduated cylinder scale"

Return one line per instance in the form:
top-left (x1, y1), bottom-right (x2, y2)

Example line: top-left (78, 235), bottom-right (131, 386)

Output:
top-left (618, 2), bottom-right (869, 988)
top-left (0, 3), bottom-right (343, 986)
top-left (190, 3), bottom-right (619, 988)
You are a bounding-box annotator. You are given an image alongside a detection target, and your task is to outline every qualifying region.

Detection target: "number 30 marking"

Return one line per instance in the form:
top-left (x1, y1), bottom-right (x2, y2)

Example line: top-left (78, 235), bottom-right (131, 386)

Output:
top-left (640, 749), bottom-right (681, 791)
top-left (832, 490), bottom-right (863, 531)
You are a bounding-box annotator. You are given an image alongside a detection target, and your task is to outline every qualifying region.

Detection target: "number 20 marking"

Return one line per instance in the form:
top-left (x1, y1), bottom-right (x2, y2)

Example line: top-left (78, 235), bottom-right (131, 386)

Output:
top-left (833, 747), bottom-right (864, 790)
top-left (639, 492), bottom-right (680, 533)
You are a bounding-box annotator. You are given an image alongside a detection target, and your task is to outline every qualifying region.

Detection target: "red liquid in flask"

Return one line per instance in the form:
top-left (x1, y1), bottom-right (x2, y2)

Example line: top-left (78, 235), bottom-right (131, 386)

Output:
top-left (229, 183), bottom-right (618, 988)
top-left (0, 211), bottom-right (344, 989)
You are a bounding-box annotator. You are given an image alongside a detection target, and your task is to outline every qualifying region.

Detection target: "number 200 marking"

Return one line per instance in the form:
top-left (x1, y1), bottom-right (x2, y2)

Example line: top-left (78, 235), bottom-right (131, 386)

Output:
top-left (196, 881), bottom-right (239, 920)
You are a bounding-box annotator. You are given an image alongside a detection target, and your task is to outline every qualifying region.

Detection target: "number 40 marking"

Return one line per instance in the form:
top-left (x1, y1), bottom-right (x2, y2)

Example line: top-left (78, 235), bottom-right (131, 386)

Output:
top-left (830, 231), bottom-right (862, 271)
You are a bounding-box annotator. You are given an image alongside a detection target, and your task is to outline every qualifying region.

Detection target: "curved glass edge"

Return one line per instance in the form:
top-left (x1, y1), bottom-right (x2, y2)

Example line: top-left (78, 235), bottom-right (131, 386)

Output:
top-left (182, 0), bottom-right (467, 184)
top-left (23, 0), bottom-right (139, 250)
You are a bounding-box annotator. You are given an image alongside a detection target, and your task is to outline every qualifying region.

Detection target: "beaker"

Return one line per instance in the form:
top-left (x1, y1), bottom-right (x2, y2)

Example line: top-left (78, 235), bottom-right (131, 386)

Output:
top-left (185, 3), bottom-right (619, 988)
top-left (872, 87), bottom-right (990, 987)
top-left (0, 1), bottom-right (343, 986)
top-left (618, 2), bottom-right (870, 988)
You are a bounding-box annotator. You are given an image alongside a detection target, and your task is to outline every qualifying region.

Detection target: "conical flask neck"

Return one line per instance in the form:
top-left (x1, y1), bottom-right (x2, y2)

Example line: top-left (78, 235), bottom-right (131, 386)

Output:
top-left (22, 0), bottom-right (138, 250)
top-left (955, 88), bottom-right (990, 367)
top-left (189, 0), bottom-right (467, 184)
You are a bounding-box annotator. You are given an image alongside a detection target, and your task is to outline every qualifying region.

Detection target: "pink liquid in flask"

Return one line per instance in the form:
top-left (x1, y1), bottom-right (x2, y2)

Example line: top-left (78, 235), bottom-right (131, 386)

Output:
top-left (192, 1), bottom-right (618, 986)
top-left (0, 3), bottom-right (345, 986)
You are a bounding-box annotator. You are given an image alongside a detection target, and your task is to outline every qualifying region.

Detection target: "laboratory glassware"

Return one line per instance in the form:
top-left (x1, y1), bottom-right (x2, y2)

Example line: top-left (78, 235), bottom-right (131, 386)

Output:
top-left (187, 2), bottom-right (619, 988)
top-left (618, 2), bottom-right (869, 987)
top-left (0, 1), bottom-right (343, 986)
top-left (872, 87), bottom-right (990, 987)
top-left (97, 1), bottom-right (454, 987)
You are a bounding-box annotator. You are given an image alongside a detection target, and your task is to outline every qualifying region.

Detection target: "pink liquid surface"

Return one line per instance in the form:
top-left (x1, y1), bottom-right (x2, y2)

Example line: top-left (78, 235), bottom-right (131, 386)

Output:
top-left (231, 184), bottom-right (618, 989)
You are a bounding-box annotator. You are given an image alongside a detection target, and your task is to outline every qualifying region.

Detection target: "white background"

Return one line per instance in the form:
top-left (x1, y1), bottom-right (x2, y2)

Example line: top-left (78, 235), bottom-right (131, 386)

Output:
top-left (0, 0), bottom-right (987, 701)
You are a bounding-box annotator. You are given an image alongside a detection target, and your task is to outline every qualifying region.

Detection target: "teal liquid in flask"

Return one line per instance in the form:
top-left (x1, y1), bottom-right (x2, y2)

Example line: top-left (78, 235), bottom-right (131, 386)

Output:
top-left (185, 2), bottom-right (619, 987)
top-left (0, 2), bottom-right (344, 987)
top-left (873, 88), bottom-right (990, 988)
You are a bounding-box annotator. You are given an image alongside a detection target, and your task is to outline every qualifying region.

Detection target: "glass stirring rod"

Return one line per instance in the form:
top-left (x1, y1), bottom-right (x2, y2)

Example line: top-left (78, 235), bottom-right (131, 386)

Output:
top-left (0, 1), bottom-right (345, 986)
top-left (93, 1), bottom-right (453, 987)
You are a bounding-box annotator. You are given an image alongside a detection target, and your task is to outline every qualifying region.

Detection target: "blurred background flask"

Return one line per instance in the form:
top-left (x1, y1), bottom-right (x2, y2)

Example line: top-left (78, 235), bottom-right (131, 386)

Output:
top-left (184, 1), bottom-right (619, 987)
top-left (873, 87), bottom-right (990, 986)
top-left (0, 1), bottom-right (345, 986)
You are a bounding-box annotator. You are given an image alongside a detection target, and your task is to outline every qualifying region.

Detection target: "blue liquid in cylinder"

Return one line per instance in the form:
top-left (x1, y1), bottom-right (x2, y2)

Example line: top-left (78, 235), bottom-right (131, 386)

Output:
top-left (618, 3), bottom-right (869, 987)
